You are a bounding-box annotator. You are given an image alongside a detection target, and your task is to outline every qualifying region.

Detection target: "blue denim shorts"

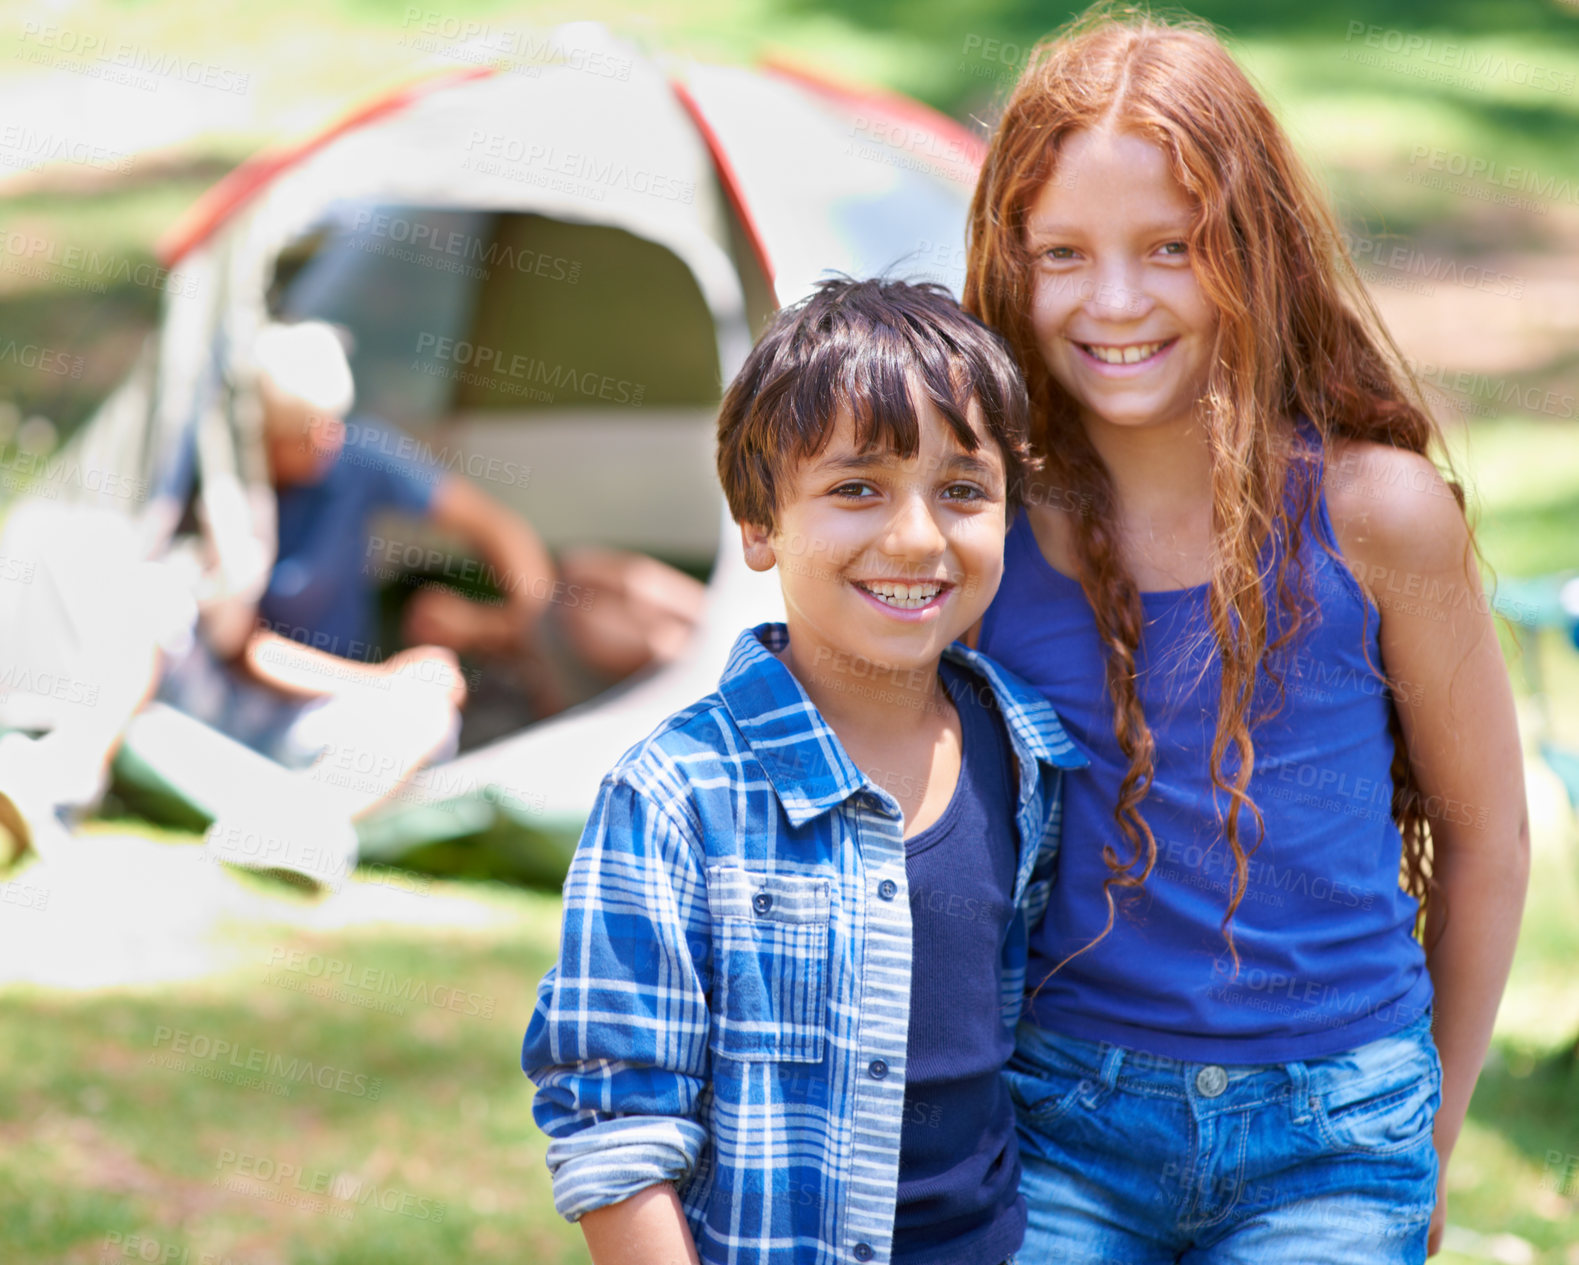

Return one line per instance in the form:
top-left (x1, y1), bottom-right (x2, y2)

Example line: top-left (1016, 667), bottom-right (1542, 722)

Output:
top-left (1007, 1012), bottom-right (1441, 1264)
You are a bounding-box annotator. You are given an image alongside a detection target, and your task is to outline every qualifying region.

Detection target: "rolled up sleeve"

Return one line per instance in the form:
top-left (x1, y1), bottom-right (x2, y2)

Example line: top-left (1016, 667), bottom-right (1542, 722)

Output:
top-left (523, 774), bottom-right (714, 1220)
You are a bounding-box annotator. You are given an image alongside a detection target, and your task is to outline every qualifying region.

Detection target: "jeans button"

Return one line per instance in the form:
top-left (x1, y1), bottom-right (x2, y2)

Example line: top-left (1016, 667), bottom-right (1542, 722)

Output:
top-left (1195, 1065), bottom-right (1228, 1098)
top-left (868, 1059), bottom-right (888, 1080)
top-left (878, 879), bottom-right (898, 901)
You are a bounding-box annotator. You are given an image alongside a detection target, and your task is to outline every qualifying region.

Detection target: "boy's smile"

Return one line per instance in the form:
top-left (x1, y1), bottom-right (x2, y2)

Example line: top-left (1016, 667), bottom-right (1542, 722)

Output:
top-left (741, 383), bottom-right (1008, 699)
top-left (851, 576), bottom-right (952, 614)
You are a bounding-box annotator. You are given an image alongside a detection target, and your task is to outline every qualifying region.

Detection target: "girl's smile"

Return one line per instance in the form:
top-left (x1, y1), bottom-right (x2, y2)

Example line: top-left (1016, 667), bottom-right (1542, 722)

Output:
top-left (1073, 337), bottom-right (1178, 371)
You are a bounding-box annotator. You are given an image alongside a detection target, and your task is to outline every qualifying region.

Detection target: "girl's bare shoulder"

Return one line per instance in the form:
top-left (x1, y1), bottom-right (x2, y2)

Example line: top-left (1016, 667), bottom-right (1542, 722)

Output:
top-left (1322, 436), bottom-right (1470, 575)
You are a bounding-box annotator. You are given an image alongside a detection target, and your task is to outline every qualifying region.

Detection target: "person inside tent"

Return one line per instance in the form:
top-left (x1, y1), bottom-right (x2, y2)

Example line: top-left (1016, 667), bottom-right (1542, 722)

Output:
top-left (0, 320), bottom-right (706, 883)
top-left (236, 319), bottom-right (707, 731)
top-left (153, 321), bottom-right (707, 840)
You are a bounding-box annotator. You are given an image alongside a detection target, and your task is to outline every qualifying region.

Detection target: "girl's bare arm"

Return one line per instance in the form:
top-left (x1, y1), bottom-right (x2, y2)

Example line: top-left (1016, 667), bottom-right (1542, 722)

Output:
top-left (1329, 440), bottom-right (1530, 1254)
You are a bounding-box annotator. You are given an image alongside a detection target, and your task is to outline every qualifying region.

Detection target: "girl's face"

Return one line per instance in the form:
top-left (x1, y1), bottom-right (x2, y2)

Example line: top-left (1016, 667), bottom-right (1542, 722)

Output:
top-left (1023, 127), bottom-right (1218, 436)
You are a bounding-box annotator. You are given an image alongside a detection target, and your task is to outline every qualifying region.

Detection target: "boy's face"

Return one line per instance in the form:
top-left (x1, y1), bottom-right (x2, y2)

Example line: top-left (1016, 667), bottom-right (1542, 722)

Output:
top-left (741, 381), bottom-right (1009, 684)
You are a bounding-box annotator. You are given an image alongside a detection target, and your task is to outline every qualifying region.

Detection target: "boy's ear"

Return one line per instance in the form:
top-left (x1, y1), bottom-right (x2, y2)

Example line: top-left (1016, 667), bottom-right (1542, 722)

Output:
top-left (739, 520), bottom-right (777, 573)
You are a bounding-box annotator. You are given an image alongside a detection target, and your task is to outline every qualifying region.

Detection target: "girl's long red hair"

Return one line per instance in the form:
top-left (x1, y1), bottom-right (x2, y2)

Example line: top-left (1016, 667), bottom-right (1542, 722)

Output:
top-left (965, 4), bottom-right (1459, 970)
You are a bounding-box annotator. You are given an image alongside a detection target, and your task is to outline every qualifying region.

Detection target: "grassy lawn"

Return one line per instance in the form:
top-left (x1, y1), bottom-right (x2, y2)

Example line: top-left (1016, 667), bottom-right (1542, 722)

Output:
top-left (0, 856), bottom-right (589, 1265)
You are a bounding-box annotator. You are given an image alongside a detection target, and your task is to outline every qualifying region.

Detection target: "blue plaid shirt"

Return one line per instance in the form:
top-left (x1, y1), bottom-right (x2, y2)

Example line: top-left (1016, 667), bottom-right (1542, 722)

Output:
top-left (523, 623), bottom-right (1085, 1265)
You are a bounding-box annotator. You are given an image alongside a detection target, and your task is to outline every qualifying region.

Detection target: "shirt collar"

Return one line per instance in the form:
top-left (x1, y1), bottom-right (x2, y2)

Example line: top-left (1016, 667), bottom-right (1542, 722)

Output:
top-left (717, 623), bottom-right (1086, 828)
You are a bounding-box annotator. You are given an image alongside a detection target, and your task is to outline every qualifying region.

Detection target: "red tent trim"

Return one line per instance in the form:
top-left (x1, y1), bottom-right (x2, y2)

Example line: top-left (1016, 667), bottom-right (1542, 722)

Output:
top-left (154, 50), bottom-right (964, 302)
top-left (760, 58), bottom-right (985, 190)
top-left (668, 78), bottom-right (778, 304)
top-left (157, 65), bottom-right (499, 267)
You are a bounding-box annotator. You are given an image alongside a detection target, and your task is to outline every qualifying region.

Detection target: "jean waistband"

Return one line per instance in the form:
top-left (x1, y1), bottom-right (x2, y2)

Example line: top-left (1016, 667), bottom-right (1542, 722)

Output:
top-left (1015, 1009), bottom-right (1436, 1109)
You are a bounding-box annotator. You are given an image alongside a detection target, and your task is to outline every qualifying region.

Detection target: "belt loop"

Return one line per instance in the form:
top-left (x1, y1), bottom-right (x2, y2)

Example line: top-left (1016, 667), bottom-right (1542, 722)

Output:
top-left (1100, 1044), bottom-right (1124, 1092)
top-left (1287, 1060), bottom-right (1311, 1125)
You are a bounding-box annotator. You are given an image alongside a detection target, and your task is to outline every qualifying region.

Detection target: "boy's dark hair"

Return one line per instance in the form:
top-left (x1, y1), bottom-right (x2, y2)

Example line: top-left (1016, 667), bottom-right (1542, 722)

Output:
top-left (716, 277), bottom-right (1034, 530)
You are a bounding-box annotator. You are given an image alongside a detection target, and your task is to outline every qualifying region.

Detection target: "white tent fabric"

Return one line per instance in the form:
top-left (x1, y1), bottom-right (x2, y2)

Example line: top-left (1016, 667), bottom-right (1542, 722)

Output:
top-left (4, 23), bottom-right (982, 860)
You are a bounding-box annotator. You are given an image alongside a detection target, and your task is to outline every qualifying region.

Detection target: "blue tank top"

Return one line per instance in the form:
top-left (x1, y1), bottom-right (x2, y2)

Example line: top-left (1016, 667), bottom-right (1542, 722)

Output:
top-left (979, 424), bottom-right (1432, 1063)
top-left (891, 659), bottom-right (1025, 1265)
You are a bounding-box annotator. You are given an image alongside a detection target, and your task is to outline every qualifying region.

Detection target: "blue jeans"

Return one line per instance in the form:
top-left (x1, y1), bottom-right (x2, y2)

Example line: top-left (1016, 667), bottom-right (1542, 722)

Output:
top-left (1008, 1013), bottom-right (1441, 1263)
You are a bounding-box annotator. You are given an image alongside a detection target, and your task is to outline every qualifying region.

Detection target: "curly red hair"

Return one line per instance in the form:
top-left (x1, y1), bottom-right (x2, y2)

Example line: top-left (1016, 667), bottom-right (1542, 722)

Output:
top-left (965, 4), bottom-right (1459, 972)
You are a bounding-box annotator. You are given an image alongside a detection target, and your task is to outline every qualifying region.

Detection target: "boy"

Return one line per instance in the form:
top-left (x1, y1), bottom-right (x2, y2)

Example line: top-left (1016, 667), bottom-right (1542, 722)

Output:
top-left (523, 279), bottom-right (1085, 1265)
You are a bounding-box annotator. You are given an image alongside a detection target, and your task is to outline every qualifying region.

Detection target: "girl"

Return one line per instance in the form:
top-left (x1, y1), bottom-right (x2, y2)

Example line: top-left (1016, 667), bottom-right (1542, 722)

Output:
top-left (963, 8), bottom-right (1529, 1262)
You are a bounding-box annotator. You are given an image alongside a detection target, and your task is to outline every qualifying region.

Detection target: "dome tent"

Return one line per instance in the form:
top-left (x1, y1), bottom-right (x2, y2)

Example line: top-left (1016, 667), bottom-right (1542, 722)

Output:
top-left (21, 24), bottom-right (985, 882)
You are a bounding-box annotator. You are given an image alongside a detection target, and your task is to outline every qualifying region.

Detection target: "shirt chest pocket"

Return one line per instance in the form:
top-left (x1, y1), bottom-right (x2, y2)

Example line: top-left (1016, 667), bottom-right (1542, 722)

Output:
top-left (705, 867), bottom-right (831, 1064)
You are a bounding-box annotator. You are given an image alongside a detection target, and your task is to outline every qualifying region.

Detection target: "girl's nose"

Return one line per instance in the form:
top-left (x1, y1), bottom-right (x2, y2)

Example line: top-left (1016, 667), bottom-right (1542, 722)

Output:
top-left (1083, 266), bottom-right (1152, 321)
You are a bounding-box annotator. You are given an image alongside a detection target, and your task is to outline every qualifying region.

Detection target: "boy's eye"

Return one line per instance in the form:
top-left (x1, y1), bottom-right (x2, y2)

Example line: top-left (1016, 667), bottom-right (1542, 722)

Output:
top-left (942, 482), bottom-right (987, 502)
top-left (830, 481), bottom-right (876, 499)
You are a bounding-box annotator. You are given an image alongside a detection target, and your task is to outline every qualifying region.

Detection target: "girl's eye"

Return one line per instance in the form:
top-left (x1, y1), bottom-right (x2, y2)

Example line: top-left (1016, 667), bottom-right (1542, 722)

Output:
top-left (1043, 246), bottom-right (1077, 261)
top-left (1159, 240), bottom-right (1189, 257)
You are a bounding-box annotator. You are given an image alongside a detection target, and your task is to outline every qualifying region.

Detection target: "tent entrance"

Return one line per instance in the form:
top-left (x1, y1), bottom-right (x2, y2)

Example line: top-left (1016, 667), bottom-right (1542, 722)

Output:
top-left (267, 205), bottom-right (727, 749)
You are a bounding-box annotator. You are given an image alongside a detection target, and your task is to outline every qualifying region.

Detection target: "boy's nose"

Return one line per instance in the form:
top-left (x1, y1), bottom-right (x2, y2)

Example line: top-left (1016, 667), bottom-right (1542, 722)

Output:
top-left (881, 490), bottom-right (947, 558)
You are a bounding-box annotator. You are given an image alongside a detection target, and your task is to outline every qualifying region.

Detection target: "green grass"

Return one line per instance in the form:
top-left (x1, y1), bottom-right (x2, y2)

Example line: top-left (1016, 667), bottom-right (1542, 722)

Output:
top-left (1450, 418), bottom-right (1579, 582)
top-left (0, 869), bottom-right (589, 1265)
top-left (1444, 815), bottom-right (1579, 1265)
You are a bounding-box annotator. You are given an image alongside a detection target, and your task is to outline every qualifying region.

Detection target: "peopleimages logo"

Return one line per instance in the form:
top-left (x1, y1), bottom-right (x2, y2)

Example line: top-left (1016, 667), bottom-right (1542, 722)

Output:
top-left (412, 332), bottom-right (645, 405)
top-left (15, 21), bottom-right (252, 95)
top-left (148, 1026), bottom-right (384, 1099)
top-left (337, 420), bottom-right (531, 488)
top-left (264, 947), bottom-right (496, 1019)
top-left (1340, 22), bottom-right (1577, 95)
top-left (213, 1148), bottom-right (447, 1222)
top-left (0, 230), bottom-right (199, 296)
top-left (460, 131), bottom-right (695, 204)
top-left (1340, 232), bottom-right (1526, 299)
top-left (344, 210), bottom-right (582, 286)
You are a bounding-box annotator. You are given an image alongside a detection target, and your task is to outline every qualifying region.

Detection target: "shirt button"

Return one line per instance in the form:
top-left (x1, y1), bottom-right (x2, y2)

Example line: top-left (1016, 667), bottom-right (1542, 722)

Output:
top-left (853, 1244), bottom-right (875, 1261)
top-left (877, 879), bottom-right (898, 901)
top-left (868, 1059), bottom-right (888, 1080)
top-left (752, 892), bottom-right (773, 915)
top-left (1195, 1065), bottom-right (1228, 1098)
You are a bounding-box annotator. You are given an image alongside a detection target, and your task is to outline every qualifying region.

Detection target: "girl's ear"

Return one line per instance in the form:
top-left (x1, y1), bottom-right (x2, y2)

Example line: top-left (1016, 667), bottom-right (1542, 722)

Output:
top-left (739, 521), bottom-right (777, 572)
